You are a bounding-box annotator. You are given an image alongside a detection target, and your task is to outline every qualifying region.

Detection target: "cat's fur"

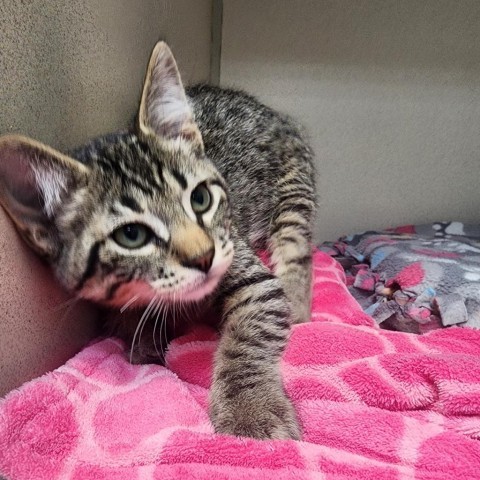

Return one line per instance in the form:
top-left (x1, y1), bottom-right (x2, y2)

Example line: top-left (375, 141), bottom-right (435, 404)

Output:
top-left (0, 42), bottom-right (315, 439)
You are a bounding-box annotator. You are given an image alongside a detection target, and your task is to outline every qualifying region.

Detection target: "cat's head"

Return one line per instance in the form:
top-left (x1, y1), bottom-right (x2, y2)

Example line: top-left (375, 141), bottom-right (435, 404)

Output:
top-left (0, 42), bottom-right (234, 308)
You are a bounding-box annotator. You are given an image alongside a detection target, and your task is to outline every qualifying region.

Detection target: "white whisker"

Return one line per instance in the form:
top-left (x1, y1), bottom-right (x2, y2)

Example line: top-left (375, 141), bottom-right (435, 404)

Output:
top-left (161, 301), bottom-right (169, 362)
top-left (152, 299), bottom-right (166, 359)
top-left (53, 297), bottom-right (81, 331)
top-left (121, 294), bottom-right (139, 313)
top-left (52, 296), bottom-right (79, 313)
top-left (129, 296), bottom-right (156, 364)
top-left (139, 296), bottom-right (157, 343)
top-left (173, 291), bottom-right (177, 336)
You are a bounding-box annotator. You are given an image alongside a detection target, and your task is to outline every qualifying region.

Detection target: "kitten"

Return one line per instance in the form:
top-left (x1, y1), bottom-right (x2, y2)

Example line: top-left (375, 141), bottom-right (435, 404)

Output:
top-left (0, 42), bottom-right (315, 439)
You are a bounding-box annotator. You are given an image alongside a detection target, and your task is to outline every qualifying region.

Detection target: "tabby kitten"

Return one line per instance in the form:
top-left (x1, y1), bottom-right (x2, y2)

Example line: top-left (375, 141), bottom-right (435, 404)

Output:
top-left (0, 42), bottom-right (315, 439)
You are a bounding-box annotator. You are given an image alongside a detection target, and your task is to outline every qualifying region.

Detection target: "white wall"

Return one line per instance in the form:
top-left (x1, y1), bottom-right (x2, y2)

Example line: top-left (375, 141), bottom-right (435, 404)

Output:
top-left (220, 0), bottom-right (480, 242)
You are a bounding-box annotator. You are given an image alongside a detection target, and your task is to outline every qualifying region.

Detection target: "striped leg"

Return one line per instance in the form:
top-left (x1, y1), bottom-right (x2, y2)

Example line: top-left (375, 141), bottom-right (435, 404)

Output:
top-left (210, 235), bottom-right (300, 439)
top-left (269, 172), bottom-right (315, 324)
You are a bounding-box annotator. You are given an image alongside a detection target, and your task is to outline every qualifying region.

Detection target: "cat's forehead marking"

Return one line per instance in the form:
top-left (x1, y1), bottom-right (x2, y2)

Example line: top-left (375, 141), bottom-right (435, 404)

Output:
top-left (170, 168), bottom-right (188, 190)
top-left (119, 194), bottom-right (143, 213)
top-left (91, 134), bottom-right (217, 193)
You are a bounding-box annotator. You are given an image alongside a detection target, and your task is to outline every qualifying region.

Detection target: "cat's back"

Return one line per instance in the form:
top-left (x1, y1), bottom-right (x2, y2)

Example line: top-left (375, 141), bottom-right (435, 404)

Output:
top-left (186, 84), bottom-right (308, 165)
top-left (186, 84), bottom-right (314, 245)
top-left (186, 84), bottom-right (281, 138)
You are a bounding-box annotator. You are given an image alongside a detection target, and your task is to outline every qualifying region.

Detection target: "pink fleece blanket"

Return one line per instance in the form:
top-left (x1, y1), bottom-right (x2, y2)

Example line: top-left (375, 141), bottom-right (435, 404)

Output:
top-left (2, 251), bottom-right (480, 479)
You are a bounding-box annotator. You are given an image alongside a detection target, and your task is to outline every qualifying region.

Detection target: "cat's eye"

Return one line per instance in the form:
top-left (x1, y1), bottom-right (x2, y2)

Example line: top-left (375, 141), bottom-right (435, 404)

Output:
top-left (112, 223), bottom-right (152, 249)
top-left (191, 183), bottom-right (212, 214)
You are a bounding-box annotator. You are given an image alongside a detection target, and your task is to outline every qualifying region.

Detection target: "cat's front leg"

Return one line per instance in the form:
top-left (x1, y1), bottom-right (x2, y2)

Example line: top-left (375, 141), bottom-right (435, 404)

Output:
top-left (210, 243), bottom-right (300, 440)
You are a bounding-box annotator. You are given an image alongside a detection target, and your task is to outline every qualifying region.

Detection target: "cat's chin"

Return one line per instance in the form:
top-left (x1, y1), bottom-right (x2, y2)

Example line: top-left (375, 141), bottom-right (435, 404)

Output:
top-left (174, 272), bottom-right (222, 302)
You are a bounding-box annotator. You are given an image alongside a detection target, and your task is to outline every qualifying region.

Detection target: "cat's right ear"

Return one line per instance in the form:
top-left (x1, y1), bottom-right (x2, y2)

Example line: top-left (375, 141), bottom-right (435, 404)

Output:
top-left (138, 41), bottom-right (204, 153)
top-left (0, 135), bottom-right (90, 260)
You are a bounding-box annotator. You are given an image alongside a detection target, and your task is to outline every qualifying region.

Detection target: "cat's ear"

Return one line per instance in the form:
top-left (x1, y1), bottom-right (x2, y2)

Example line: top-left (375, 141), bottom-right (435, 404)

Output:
top-left (138, 41), bottom-right (204, 152)
top-left (0, 135), bottom-right (90, 259)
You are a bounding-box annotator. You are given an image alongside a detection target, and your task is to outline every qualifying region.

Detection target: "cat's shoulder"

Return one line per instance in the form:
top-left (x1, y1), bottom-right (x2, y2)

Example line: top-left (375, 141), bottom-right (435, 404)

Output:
top-left (186, 84), bottom-right (277, 119)
top-left (185, 84), bottom-right (297, 139)
top-left (186, 84), bottom-right (260, 106)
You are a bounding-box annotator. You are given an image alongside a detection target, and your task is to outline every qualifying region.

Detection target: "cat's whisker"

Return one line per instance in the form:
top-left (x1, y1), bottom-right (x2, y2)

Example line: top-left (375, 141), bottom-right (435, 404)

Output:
top-left (130, 296), bottom-right (157, 364)
top-left (120, 294), bottom-right (139, 313)
top-left (53, 297), bottom-right (81, 332)
top-left (139, 296), bottom-right (157, 344)
top-left (52, 296), bottom-right (80, 313)
top-left (130, 321), bottom-right (144, 364)
top-left (152, 298), bottom-right (166, 359)
top-left (173, 292), bottom-right (178, 336)
top-left (161, 301), bottom-right (169, 362)
top-left (181, 298), bottom-right (194, 329)
top-left (183, 299), bottom-right (198, 328)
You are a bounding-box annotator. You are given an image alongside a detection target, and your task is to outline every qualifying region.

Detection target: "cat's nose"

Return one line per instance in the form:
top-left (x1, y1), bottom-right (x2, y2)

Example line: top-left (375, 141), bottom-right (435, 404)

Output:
top-left (181, 247), bottom-right (215, 274)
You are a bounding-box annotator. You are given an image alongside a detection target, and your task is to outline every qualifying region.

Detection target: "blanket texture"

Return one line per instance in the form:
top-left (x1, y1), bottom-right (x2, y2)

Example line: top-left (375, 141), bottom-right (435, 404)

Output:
top-left (1, 250), bottom-right (480, 479)
top-left (321, 221), bottom-right (480, 333)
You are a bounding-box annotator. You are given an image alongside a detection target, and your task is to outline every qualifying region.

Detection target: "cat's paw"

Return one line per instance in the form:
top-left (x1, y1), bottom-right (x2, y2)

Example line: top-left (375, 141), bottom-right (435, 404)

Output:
top-left (210, 386), bottom-right (301, 440)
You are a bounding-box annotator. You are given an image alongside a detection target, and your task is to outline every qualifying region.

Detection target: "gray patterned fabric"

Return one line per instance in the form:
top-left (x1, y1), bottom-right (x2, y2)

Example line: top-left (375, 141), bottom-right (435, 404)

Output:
top-left (321, 222), bottom-right (480, 333)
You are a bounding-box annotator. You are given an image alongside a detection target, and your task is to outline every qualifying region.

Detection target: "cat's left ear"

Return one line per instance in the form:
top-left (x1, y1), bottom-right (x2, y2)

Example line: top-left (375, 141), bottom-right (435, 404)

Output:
top-left (138, 41), bottom-right (204, 153)
top-left (0, 135), bottom-right (90, 260)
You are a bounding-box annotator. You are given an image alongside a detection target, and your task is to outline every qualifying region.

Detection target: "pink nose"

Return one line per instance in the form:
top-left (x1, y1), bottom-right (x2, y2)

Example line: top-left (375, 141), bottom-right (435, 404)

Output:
top-left (180, 248), bottom-right (215, 273)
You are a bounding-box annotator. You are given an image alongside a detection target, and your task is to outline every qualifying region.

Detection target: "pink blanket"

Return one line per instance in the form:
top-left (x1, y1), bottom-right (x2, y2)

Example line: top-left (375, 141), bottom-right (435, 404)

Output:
top-left (1, 251), bottom-right (480, 479)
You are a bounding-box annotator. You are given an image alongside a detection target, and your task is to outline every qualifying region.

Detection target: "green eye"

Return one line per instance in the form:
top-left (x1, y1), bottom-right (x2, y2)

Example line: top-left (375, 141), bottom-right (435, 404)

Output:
top-left (112, 224), bottom-right (152, 249)
top-left (191, 183), bottom-right (212, 214)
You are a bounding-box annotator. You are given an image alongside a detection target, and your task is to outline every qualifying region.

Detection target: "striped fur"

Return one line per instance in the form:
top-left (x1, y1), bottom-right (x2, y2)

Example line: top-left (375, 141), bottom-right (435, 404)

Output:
top-left (0, 42), bottom-right (315, 439)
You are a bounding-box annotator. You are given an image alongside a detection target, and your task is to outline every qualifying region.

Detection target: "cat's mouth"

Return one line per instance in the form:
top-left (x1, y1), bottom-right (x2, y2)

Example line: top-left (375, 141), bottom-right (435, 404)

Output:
top-left (161, 246), bottom-right (234, 302)
top-left (160, 254), bottom-right (233, 302)
top-left (100, 253), bottom-right (232, 309)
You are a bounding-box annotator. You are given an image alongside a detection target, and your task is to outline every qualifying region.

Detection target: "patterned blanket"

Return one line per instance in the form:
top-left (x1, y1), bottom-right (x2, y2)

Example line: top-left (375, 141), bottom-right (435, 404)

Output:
top-left (1, 250), bottom-right (480, 479)
top-left (321, 221), bottom-right (480, 333)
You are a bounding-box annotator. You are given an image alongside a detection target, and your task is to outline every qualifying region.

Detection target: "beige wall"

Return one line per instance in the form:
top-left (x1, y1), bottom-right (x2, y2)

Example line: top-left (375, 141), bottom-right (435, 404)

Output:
top-left (221, 0), bottom-right (480, 242)
top-left (0, 209), bottom-right (98, 397)
top-left (2, 0), bottom-right (479, 392)
top-left (5, 0), bottom-right (478, 243)
top-left (0, 0), bottom-right (212, 150)
top-left (0, 1), bottom-right (213, 394)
